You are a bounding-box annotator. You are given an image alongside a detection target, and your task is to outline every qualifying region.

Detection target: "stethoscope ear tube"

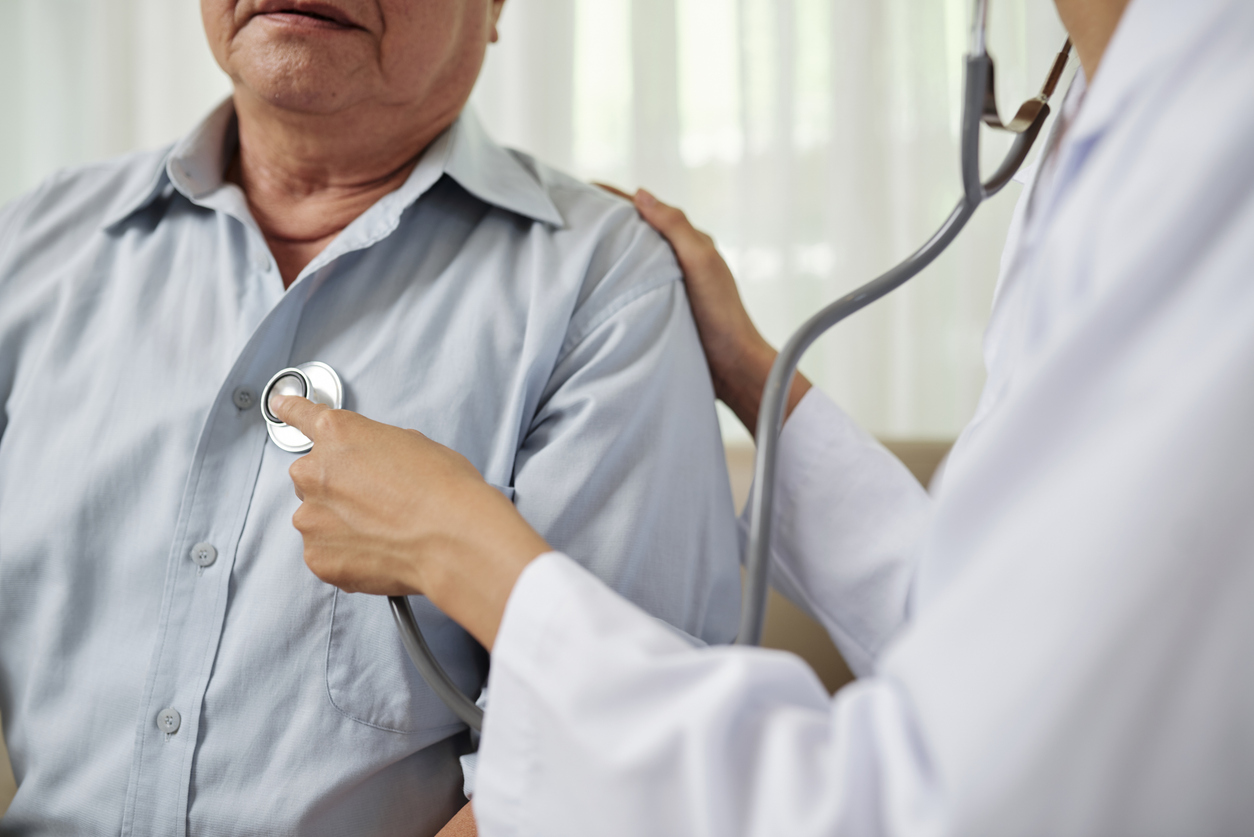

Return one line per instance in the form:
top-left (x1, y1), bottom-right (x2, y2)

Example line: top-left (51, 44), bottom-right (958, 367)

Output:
top-left (737, 36), bottom-right (1062, 647)
top-left (389, 595), bottom-right (485, 731)
top-left (737, 197), bottom-right (977, 646)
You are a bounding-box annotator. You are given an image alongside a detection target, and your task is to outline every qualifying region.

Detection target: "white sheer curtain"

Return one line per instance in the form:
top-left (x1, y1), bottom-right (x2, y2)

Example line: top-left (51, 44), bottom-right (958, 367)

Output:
top-left (0, 0), bottom-right (1070, 440)
top-left (0, 1), bottom-right (231, 198)
top-left (476, 0), bottom-right (1071, 441)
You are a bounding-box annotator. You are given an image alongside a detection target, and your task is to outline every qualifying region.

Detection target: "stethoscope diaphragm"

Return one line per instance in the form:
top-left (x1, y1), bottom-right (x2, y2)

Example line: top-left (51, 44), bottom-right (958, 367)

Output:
top-left (260, 361), bottom-right (343, 453)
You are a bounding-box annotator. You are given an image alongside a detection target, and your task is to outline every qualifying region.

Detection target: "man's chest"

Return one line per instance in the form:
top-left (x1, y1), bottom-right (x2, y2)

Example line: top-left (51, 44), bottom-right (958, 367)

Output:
top-left (0, 203), bottom-right (572, 706)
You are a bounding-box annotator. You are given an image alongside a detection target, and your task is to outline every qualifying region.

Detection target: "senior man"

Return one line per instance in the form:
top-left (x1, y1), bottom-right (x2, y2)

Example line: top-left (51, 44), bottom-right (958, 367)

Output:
top-left (0, 2), bottom-right (740, 835)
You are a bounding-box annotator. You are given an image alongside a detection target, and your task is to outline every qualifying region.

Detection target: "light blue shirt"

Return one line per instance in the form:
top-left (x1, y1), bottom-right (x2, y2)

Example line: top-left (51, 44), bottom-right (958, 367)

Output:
top-left (0, 100), bottom-right (740, 836)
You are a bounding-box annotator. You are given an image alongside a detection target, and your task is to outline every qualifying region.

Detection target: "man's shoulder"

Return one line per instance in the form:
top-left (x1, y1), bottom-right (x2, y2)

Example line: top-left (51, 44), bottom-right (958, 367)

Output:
top-left (0, 146), bottom-right (171, 258)
top-left (510, 152), bottom-right (684, 331)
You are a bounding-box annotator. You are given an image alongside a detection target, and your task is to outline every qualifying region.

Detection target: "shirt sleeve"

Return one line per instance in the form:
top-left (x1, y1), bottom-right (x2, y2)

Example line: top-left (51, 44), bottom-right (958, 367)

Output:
top-left (511, 271), bottom-right (741, 645)
top-left (741, 387), bottom-right (931, 674)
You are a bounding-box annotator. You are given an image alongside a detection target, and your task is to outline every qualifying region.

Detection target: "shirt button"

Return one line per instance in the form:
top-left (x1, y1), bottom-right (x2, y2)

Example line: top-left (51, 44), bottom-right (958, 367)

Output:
top-left (232, 387), bottom-right (257, 410)
top-left (157, 708), bottom-right (182, 734)
top-left (190, 542), bottom-right (217, 568)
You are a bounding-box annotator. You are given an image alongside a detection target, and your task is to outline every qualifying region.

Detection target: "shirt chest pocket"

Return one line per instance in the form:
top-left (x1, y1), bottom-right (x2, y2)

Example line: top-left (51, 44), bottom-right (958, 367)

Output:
top-left (324, 591), bottom-right (487, 734)
top-left (322, 484), bottom-right (510, 734)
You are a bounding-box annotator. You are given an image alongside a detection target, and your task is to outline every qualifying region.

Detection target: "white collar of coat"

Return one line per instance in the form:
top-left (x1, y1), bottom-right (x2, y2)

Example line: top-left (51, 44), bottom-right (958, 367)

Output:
top-left (103, 99), bottom-right (565, 231)
top-left (1063, 0), bottom-right (1230, 148)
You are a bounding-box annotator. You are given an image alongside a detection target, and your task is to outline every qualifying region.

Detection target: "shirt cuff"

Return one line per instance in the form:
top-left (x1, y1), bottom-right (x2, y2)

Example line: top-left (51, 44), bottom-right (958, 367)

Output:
top-left (459, 751), bottom-right (478, 800)
top-left (458, 689), bottom-right (490, 799)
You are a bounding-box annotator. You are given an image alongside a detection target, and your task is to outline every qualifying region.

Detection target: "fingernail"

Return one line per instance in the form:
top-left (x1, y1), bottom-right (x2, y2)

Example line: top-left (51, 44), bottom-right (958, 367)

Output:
top-left (635, 189), bottom-right (658, 208)
top-left (269, 394), bottom-right (289, 412)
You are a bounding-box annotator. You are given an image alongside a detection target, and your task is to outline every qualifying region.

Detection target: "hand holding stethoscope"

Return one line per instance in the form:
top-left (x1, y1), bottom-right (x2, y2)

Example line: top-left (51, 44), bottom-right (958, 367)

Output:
top-left (267, 393), bottom-right (548, 650)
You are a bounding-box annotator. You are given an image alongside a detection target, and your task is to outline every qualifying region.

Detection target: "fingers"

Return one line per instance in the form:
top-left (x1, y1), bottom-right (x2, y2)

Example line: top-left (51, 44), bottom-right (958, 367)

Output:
top-left (593, 182), bottom-right (633, 201)
top-left (631, 189), bottom-right (714, 268)
top-left (595, 183), bottom-right (713, 262)
top-left (271, 394), bottom-right (330, 436)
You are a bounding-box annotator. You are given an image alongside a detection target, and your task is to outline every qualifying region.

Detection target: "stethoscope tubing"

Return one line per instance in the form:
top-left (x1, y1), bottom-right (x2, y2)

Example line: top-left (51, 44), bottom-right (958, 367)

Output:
top-left (737, 52), bottom-right (1051, 646)
top-left (389, 595), bottom-right (486, 729)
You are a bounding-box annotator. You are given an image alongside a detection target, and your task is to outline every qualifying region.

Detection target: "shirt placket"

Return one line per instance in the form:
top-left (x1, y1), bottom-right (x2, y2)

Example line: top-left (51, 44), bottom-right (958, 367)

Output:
top-left (118, 248), bottom-right (320, 837)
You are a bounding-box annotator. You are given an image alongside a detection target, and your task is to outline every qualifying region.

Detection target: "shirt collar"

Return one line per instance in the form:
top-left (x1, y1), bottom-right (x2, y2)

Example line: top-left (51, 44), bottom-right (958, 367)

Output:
top-left (443, 110), bottom-right (564, 228)
top-left (103, 99), bottom-right (564, 232)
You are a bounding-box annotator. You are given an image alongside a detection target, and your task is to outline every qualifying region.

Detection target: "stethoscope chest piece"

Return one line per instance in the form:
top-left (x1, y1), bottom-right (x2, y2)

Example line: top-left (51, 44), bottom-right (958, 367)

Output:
top-left (260, 361), bottom-right (343, 453)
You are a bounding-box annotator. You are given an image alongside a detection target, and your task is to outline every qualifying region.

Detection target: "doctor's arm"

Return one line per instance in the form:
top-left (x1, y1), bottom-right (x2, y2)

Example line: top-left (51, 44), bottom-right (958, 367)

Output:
top-left (618, 188), bottom-right (932, 670)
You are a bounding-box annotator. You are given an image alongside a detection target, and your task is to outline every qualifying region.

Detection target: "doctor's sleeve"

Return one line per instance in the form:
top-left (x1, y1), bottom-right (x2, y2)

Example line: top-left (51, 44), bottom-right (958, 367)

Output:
top-left (745, 388), bottom-right (932, 674)
top-left (475, 552), bottom-right (941, 837)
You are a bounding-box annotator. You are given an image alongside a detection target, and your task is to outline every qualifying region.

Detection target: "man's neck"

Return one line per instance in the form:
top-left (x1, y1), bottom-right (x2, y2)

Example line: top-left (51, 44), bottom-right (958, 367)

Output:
top-left (229, 89), bottom-right (460, 288)
top-left (1053, 0), bottom-right (1133, 80)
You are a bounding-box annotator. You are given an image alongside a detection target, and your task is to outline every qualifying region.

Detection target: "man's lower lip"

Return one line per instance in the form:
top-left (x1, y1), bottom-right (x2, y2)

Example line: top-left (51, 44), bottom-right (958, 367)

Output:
top-left (256, 12), bottom-right (355, 30)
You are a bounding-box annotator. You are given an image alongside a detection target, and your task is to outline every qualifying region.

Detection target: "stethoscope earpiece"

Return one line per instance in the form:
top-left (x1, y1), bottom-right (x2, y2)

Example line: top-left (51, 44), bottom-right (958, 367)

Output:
top-left (260, 362), bottom-right (343, 453)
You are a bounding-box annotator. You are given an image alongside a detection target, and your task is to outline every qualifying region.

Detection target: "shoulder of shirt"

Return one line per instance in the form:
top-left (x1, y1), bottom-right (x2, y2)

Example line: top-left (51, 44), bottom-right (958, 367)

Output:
top-left (506, 152), bottom-right (683, 346)
top-left (0, 145), bottom-right (173, 256)
top-left (0, 147), bottom-right (171, 308)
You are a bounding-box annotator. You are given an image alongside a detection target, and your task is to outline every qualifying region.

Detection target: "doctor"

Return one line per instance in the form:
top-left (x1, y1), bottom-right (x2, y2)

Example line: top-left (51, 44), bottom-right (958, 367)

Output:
top-left (271, 0), bottom-right (1254, 832)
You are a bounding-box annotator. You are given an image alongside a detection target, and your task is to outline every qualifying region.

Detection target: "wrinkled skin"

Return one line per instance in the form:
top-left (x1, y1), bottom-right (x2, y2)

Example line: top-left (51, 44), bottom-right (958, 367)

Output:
top-left (198, 0), bottom-right (506, 285)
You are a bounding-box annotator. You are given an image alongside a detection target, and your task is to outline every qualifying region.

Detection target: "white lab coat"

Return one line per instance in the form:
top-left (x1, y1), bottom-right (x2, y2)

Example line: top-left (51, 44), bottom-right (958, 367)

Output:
top-left (473, 0), bottom-right (1254, 833)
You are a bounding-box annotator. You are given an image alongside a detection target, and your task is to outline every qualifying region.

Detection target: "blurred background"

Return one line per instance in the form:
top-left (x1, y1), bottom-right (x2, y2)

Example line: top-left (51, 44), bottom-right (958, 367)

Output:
top-left (0, 0), bottom-right (1072, 814)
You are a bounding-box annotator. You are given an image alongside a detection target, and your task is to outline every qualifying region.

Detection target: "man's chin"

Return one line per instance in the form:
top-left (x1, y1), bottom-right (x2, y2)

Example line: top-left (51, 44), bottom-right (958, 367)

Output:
top-left (248, 83), bottom-right (355, 115)
top-left (226, 28), bottom-right (377, 109)
top-left (234, 58), bottom-right (367, 116)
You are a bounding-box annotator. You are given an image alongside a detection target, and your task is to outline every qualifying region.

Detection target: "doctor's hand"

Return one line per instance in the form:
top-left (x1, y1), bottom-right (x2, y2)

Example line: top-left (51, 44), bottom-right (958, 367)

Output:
top-left (597, 185), bottom-right (811, 436)
top-left (270, 395), bottom-right (550, 650)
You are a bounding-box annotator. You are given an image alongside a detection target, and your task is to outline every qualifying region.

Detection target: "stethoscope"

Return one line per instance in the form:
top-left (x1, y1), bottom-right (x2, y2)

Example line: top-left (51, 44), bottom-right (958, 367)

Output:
top-left (739, 3), bottom-right (1070, 648)
top-left (259, 0), bottom-right (1072, 736)
top-left (260, 362), bottom-right (490, 730)
top-left (261, 363), bottom-right (344, 452)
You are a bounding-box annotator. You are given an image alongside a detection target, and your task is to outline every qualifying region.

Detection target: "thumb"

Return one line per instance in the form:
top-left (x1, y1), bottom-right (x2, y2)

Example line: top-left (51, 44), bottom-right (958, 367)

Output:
top-left (270, 395), bottom-right (330, 436)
